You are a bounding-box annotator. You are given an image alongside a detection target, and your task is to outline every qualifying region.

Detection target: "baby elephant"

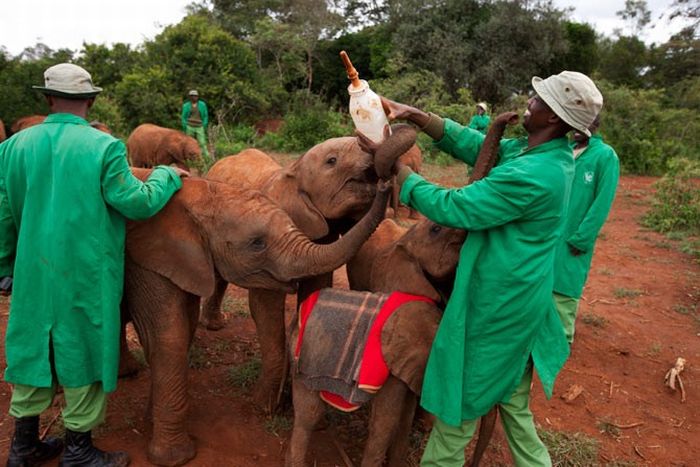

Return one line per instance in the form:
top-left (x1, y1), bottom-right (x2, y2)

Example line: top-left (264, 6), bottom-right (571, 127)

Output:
top-left (287, 219), bottom-right (464, 467)
top-left (127, 123), bottom-right (201, 169)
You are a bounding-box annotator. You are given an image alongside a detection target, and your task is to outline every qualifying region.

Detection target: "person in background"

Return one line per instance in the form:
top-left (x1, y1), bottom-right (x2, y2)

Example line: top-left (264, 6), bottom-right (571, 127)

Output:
top-left (0, 63), bottom-right (187, 467)
top-left (181, 89), bottom-right (210, 163)
top-left (468, 102), bottom-right (491, 134)
top-left (370, 71), bottom-right (603, 466)
top-left (553, 115), bottom-right (619, 343)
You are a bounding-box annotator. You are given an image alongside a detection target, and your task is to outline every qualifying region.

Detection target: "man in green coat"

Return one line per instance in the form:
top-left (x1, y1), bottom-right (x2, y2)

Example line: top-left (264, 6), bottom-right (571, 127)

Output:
top-left (181, 89), bottom-right (211, 163)
top-left (376, 71), bottom-right (603, 466)
top-left (553, 116), bottom-right (619, 343)
top-left (467, 102), bottom-right (491, 134)
top-left (0, 63), bottom-right (186, 466)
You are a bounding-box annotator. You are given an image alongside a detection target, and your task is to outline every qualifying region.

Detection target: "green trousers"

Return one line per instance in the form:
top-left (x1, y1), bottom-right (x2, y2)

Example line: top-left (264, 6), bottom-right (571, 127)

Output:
top-left (421, 366), bottom-right (551, 467)
top-left (9, 382), bottom-right (107, 432)
top-left (553, 293), bottom-right (579, 344)
top-left (185, 125), bottom-right (211, 162)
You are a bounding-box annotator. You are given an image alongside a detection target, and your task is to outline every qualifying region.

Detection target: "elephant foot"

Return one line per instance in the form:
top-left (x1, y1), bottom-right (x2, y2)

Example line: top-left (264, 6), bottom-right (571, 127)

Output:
top-left (147, 436), bottom-right (196, 467)
top-left (118, 350), bottom-right (141, 378)
top-left (202, 313), bottom-right (227, 331)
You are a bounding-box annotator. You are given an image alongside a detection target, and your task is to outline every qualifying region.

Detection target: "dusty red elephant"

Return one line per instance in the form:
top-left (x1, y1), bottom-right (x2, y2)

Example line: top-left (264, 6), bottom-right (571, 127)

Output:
top-left (10, 114), bottom-right (46, 133)
top-left (123, 169), bottom-right (390, 466)
top-left (127, 123), bottom-right (201, 169)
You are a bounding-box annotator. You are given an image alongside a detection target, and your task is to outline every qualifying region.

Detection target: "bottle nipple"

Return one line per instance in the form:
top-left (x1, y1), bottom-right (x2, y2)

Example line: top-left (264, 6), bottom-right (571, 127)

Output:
top-left (340, 51), bottom-right (361, 89)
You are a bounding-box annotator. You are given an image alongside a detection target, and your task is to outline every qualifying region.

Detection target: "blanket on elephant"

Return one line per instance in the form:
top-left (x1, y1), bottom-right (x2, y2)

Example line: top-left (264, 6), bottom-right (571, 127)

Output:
top-left (295, 288), bottom-right (433, 411)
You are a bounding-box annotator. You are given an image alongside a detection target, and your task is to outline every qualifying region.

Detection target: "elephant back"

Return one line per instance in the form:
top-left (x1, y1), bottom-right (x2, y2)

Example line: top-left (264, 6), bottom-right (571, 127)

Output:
top-left (206, 149), bottom-right (280, 190)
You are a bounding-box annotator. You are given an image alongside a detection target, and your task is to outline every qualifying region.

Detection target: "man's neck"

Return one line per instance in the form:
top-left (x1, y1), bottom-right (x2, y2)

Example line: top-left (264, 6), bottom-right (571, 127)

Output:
top-left (527, 129), bottom-right (564, 150)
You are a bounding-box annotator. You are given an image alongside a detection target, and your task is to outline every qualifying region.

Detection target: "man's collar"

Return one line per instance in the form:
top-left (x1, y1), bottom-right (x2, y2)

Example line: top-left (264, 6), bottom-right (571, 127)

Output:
top-left (45, 113), bottom-right (89, 125)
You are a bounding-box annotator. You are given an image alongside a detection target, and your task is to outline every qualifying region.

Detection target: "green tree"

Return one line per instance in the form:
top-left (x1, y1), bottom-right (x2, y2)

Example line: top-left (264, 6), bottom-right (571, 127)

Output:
top-left (597, 35), bottom-right (648, 88)
top-left (647, 28), bottom-right (700, 87)
top-left (549, 22), bottom-right (599, 75)
top-left (77, 43), bottom-right (142, 91)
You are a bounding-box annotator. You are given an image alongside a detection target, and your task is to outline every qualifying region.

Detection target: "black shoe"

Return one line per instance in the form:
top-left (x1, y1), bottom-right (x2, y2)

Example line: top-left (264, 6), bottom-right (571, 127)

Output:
top-left (58, 430), bottom-right (129, 467)
top-left (6, 415), bottom-right (63, 467)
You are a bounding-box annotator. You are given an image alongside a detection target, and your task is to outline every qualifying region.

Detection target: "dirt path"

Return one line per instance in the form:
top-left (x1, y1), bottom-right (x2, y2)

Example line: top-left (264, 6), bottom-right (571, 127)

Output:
top-left (0, 174), bottom-right (698, 466)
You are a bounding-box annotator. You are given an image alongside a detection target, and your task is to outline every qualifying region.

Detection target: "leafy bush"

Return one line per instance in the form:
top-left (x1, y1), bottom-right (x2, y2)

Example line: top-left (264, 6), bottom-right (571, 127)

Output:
top-left (278, 91), bottom-right (352, 152)
top-left (643, 157), bottom-right (700, 233)
top-left (89, 95), bottom-right (128, 138)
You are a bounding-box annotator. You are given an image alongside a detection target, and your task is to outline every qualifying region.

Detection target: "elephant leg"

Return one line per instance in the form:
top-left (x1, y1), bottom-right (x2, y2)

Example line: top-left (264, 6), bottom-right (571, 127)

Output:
top-left (200, 274), bottom-right (228, 330)
top-left (286, 378), bottom-right (325, 467)
top-left (249, 288), bottom-right (288, 413)
top-left (125, 263), bottom-right (198, 466)
top-left (361, 376), bottom-right (413, 467)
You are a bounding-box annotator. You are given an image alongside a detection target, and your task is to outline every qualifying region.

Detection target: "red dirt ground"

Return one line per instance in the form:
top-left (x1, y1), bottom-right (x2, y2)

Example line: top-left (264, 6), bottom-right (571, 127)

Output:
top-left (1, 171), bottom-right (698, 466)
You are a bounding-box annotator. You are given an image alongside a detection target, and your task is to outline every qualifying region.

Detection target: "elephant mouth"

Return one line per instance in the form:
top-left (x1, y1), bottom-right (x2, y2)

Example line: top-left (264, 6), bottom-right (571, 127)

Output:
top-left (235, 269), bottom-right (298, 294)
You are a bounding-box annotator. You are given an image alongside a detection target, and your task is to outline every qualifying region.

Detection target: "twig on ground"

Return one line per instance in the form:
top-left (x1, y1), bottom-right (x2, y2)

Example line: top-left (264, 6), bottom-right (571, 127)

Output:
top-left (634, 445), bottom-right (646, 459)
top-left (610, 422), bottom-right (645, 429)
top-left (40, 410), bottom-right (62, 440)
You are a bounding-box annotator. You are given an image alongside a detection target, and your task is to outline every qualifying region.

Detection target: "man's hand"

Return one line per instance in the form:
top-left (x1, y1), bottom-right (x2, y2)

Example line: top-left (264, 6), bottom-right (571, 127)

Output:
top-left (380, 96), bottom-right (417, 121)
top-left (0, 276), bottom-right (12, 296)
top-left (170, 166), bottom-right (191, 178)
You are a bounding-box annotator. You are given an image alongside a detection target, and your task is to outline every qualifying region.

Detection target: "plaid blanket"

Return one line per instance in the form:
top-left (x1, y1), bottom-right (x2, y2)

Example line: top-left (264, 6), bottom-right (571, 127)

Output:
top-left (294, 288), bottom-right (433, 411)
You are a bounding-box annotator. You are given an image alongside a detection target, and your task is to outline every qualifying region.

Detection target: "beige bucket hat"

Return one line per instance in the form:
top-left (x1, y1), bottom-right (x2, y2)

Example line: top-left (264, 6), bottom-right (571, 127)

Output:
top-left (188, 90), bottom-right (199, 96)
top-left (476, 102), bottom-right (488, 112)
top-left (32, 63), bottom-right (102, 98)
top-left (532, 71), bottom-right (602, 136)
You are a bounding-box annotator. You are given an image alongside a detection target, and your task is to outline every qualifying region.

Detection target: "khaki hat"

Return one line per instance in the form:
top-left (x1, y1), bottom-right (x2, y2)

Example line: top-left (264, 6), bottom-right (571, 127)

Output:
top-left (188, 90), bottom-right (199, 96)
top-left (531, 71), bottom-right (602, 136)
top-left (476, 102), bottom-right (488, 112)
top-left (32, 63), bottom-right (102, 98)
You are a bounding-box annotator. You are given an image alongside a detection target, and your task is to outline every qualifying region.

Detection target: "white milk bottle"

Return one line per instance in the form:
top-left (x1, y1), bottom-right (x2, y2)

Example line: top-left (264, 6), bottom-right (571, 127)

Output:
top-left (340, 51), bottom-right (390, 143)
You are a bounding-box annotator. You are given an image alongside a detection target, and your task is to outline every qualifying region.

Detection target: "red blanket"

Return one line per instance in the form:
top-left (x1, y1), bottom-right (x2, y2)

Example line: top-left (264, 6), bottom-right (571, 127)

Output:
top-left (295, 288), bottom-right (433, 411)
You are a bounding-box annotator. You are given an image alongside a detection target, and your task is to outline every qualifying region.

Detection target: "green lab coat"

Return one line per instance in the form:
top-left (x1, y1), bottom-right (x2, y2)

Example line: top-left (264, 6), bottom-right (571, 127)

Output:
top-left (181, 100), bottom-right (209, 131)
top-left (0, 113), bottom-right (182, 392)
top-left (468, 114), bottom-right (491, 134)
top-left (400, 119), bottom-right (572, 425)
top-left (553, 135), bottom-right (619, 299)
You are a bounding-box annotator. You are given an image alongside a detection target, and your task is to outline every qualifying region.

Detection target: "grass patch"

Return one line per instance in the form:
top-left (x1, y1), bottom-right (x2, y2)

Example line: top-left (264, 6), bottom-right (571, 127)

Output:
top-left (221, 296), bottom-right (250, 317)
top-left (646, 342), bottom-right (662, 357)
top-left (581, 313), bottom-right (608, 328)
top-left (597, 419), bottom-right (622, 439)
top-left (539, 428), bottom-right (599, 466)
top-left (264, 414), bottom-right (292, 437)
top-left (613, 288), bottom-right (642, 299)
top-left (188, 343), bottom-right (208, 369)
top-left (226, 358), bottom-right (261, 390)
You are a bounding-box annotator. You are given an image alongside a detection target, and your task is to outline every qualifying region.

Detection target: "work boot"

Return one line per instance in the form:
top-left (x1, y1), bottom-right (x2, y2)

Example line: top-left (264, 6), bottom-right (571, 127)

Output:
top-left (6, 415), bottom-right (63, 467)
top-left (58, 429), bottom-right (130, 467)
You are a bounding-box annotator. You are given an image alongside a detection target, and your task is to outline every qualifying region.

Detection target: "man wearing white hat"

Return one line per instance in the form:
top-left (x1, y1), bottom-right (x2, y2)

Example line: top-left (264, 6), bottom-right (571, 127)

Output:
top-left (468, 102), bottom-right (491, 134)
top-left (181, 89), bottom-right (210, 163)
top-left (372, 71), bottom-right (603, 466)
top-left (0, 63), bottom-right (187, 466)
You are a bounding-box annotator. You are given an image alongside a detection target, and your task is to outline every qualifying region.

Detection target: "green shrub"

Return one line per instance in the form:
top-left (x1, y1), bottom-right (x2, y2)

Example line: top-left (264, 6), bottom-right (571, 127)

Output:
top-left (643, 158), bottom-right (700, 233)
top-left (89, 95), bottom-right (128, 138)
top-left (279, 91), bottom-right (352, 152)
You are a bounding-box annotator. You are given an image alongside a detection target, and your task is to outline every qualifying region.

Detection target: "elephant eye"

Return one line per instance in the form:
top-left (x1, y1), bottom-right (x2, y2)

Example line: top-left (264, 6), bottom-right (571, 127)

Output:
top-left (430, 225), bottom-right (442, 234)
top-left (250, 237), bottom-right (266, 251)
top-left (326, 156), bottom-right (337, 166)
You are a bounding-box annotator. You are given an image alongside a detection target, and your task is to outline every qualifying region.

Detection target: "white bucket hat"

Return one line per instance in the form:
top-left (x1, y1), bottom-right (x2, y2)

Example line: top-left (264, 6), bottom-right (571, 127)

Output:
top-left (531, 71), bottom-right (602, 136)
top-left (188, 90), bottom-right (199, 96)
top-left (32, 63), bottom-right (102, 98)
top-left (476, 102), bottom-right (488, 112)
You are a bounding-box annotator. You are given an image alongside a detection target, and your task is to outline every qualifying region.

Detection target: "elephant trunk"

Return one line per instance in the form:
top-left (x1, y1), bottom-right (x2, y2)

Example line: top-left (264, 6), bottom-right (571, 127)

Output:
top-left (278, 183), bottom-right (390, 279)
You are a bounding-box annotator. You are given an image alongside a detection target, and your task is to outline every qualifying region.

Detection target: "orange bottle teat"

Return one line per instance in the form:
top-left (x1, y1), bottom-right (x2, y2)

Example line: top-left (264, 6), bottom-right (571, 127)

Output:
top-left (340, 51), bottom-right (361, 89)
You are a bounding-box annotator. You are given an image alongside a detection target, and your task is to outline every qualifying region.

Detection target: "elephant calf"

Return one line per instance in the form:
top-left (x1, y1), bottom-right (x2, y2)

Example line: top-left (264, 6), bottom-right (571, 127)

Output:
top-left (127, 123), bottom-right (201, 169)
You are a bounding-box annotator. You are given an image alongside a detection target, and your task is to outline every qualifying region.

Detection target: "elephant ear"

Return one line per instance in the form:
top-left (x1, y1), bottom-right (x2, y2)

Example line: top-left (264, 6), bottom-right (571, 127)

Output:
top-left (371, 244), bottom-right (441, 302)
top-left (262, 170), bottom-right (329, 240)
top-left (381, 301), bottom-right (441, 395)
top-left (126, 178), bottom-right (216, 298)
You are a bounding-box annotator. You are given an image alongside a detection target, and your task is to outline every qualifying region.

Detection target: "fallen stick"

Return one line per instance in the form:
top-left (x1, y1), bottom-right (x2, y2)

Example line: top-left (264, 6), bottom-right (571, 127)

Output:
top-left (633, 445), bottom-right (646, 459)
top-left (610, 422), bottom-right (645, 430)
top-left (40, 409), bottom-right (62, 440)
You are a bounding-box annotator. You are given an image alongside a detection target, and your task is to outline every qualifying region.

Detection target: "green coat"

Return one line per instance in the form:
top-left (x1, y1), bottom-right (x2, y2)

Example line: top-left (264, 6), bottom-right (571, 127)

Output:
top-left (400, 119), bottom-right (572, 425)
top-left (0, 113), bottom-right (182, 392)
top-left (181, 100), bottom-right (209, 131)
top-left (553, 135), bottom-right (619, 298)
top-left (468, 114), bottom-right (491, 134)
